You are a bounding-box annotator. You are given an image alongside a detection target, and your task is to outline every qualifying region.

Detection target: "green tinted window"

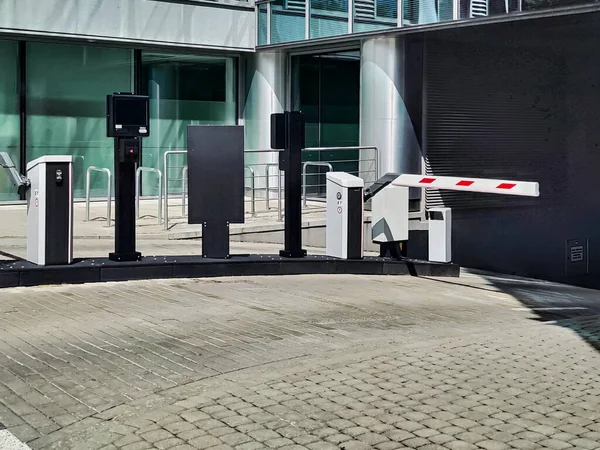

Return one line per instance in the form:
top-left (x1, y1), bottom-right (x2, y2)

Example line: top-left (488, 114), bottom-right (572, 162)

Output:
top-left (26, 42), bottom-right (133, 198)
top-left (140, 53), bottom-right (237, 197)
top-left (0, 41), bottom-right (20, 201)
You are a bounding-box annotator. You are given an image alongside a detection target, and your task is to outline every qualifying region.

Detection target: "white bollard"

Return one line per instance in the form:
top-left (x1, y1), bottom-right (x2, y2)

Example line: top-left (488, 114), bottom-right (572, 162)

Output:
top-left (326, 172), bottom-right (364, 260)
top-left (428, 207), bottom-right (452, 263)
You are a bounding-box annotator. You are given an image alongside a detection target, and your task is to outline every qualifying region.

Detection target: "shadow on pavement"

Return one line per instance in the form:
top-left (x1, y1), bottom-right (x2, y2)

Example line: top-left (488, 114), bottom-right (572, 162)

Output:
top-left (478, 271), bottom-right (600, 352)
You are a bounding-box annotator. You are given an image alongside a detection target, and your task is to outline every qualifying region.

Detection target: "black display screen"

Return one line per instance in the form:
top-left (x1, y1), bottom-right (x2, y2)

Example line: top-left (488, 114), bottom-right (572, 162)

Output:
top-left (114, 97), bottom-right (148, 127)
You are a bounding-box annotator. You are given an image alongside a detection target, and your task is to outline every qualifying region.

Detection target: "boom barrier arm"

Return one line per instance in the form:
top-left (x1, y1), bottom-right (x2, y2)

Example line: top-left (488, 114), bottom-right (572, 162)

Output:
top-left (391, 174), bottom-right (540, 197)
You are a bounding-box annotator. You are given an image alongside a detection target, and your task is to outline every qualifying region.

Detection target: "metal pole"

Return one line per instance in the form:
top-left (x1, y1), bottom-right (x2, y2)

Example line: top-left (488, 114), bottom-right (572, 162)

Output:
top-left (278, 170), bottom-right (283, 222)
top-left (251, 168), bottom-right (256, 217)
top-left (398, 0), bottom-right (403, 26)
top-left (245, 166), bottom-right (256, 217)
top-left (163, 152), bottom-right (169, 230)
top-left (135, 167), bottom-right (141, 219)
top-left (157, 170), bottom-right (163, 225)
top-left (348, 0), bottom-right (353, 33)
top-left (85, 167), bottom-right (91, 221)
top-left (106, 171), bottom-right (112, 227)
top-left (182, 166), bottom-right (188, 217)
top-left (302, 162), bottom-right (307, 208)
top-left (305, 0), bottom-right (310, 39)
top-left (265, 165), bottom-right (270, 211)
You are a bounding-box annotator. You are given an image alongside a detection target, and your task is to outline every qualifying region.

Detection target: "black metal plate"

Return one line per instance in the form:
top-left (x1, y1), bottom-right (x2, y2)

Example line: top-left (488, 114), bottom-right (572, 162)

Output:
top-left (187, 125), bottom-right (245, 224)
top-left (0, 255), bottom-right (460, 289)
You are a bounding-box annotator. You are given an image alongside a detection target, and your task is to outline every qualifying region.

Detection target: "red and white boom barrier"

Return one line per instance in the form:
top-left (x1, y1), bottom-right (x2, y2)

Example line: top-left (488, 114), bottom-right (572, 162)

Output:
top-left (391, 174), bottom-right (540, 197)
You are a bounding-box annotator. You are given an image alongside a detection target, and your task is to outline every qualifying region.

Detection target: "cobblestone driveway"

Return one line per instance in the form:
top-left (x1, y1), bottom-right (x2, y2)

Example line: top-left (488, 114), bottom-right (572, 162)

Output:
top-left (0, 273), bottom-right (599, 449)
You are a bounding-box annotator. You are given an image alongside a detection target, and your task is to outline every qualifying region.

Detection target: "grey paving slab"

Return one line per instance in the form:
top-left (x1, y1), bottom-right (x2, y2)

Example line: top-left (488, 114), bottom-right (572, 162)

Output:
top-left (0, 273), bottom-right (598, 449)
top-left (0, 429), bottom-right (32, 449)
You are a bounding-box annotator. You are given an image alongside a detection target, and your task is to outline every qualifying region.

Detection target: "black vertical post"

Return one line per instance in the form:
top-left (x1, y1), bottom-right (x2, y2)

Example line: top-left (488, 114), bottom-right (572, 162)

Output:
top-left (279, 111), bottom-right (306, 258)
top-left (109, 137), bottom-right (141, 262)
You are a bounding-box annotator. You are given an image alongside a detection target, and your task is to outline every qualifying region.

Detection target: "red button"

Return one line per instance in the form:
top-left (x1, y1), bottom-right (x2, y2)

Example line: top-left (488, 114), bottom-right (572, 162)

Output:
top-left (130, 149), bottom-right (134, 153)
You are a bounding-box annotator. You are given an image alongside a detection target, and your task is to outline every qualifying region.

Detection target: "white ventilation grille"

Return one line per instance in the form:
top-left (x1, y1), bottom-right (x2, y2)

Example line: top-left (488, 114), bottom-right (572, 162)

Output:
top-left (355, 0), bottom-right (376, 19)
top-left (286, 0), bottom-right (306, 11)
top-left (470, 0), bottom-right (488, 17)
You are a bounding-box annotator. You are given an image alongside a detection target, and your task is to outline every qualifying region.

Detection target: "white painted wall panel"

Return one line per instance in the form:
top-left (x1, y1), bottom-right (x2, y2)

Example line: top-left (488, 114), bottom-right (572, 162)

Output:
top-left (0, 0), bottom-right (255, 51)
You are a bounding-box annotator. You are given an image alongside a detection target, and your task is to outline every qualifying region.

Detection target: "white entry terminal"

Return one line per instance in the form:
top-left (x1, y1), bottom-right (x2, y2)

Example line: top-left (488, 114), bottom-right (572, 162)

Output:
top-left (326, 172), bottom-right (364, 259)
top-left (26, 156), bottom-right (74, 265)
top-left (427, 207), bottom-right (452, 263)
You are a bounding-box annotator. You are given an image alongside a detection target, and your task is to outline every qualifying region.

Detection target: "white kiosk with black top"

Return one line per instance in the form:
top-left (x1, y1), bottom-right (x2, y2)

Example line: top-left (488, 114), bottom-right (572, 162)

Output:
top-left (26, 156), bottom-right (74, 266)
top-left (326, 172), bottom-right (364, 260)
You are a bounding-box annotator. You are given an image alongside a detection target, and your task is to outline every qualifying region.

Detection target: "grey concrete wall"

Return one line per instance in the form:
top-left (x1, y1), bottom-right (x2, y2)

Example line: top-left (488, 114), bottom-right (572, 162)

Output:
top-left (0, 0), bottom-right (255, 51)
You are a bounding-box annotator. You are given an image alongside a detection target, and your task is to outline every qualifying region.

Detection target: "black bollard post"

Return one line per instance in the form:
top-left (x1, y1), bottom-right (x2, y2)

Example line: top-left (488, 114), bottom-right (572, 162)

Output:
top-left (272, 111), bottom-right (307, 258)
top-left (109, 137), bottom-right (142, 262)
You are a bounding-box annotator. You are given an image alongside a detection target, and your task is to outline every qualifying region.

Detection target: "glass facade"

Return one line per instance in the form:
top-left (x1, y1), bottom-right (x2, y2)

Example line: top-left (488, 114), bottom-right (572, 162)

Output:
top-left (258, 0), bottom-right (591, 45)
top-left (140, 53), bottom-right (237, 196)
top-left (26, 43), bottom-right (133, 198)
top-left (0, 40), bottom-right (237, 203)
top-left (271, 0), bottom-right (306, 44)
top-left (311, 0), bottom-right (349, 38)
top-left (0, 41), bottom-right (19, 201)
top-left (292, 52), bottom-right (360, 195)
top-left (354, 0), bottom-right (397, 33)
top-left (258, 3), bottom-right (268, 45)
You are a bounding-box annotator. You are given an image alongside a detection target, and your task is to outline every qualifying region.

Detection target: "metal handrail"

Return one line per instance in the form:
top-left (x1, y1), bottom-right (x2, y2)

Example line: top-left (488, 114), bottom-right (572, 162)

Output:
top-left (245, 166), bottom-right (256, 217)
top-left (182, 166), bottom-right (188, 217)
top-left (245, 145), bottom-right (379, 180)
top-left (304, 146), bottom-right (379, 181)
top-left (277, 169), bottom-right (283, 222)
top-left (264, 163), bottom-right (277, 210)
top-left (264, 163), bottom-right (283, 222)
top-left (135, 167), bottom-right (163, 225)
top-left (163, 150), bottom-right (187, 230)
top-left (85, 166), bottom-right (112, 227)
top-left (302, 162), bottom-right (333, 207)
top-left (161, 146), bottom-right (378, 228)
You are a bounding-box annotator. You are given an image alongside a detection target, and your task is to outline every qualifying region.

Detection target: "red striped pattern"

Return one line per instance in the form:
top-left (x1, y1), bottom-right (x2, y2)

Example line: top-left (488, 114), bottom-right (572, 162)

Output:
top-left (456, 180), bottom-right (474, 187)
top-left (416, 178), bottom-right (517, 191)
top-left (496, 183), bottom-right (516, 190)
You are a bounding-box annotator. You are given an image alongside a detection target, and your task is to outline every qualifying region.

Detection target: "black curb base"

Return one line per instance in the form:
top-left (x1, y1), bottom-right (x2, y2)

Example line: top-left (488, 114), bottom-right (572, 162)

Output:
top-left (0, 254), bottom-right (460, 289)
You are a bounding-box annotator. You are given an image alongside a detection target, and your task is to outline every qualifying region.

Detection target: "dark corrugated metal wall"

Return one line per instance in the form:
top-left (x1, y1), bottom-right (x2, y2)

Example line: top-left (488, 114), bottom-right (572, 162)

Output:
top-left (423, 36), bottom-right (568, 210)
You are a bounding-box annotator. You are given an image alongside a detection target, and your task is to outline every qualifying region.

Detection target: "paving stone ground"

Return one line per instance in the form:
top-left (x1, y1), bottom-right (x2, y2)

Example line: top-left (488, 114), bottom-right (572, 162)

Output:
top-left (0, 272), bottom-right (599, 449)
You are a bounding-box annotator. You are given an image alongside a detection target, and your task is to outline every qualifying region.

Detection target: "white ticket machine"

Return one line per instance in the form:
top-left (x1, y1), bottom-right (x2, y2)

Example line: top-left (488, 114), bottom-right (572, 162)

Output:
top-left (26, 156), bottom-right (74, 265)
top-left (428, 207), bottom-right (452, 263)
top-left (326, 172), bottom-right (364, 259)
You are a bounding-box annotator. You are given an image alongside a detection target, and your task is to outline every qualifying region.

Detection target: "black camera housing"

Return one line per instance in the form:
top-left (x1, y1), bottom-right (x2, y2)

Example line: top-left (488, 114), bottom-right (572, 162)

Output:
top-left (106, 93), bottom-right (150, 138)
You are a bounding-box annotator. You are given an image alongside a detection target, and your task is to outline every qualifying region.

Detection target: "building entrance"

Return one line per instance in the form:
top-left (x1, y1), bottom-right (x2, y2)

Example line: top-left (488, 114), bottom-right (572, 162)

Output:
top-left (291, 51), bottom-right (360, 198)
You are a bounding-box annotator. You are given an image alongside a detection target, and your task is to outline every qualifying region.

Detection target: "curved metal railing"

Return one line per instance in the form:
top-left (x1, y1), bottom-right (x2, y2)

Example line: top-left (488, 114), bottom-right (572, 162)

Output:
top-left (85, 166), bottom-right (112, 227)
top-left (135, 167), bottom-right (162, 224)
top-left (161, 146), bottom-right (378, 228)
